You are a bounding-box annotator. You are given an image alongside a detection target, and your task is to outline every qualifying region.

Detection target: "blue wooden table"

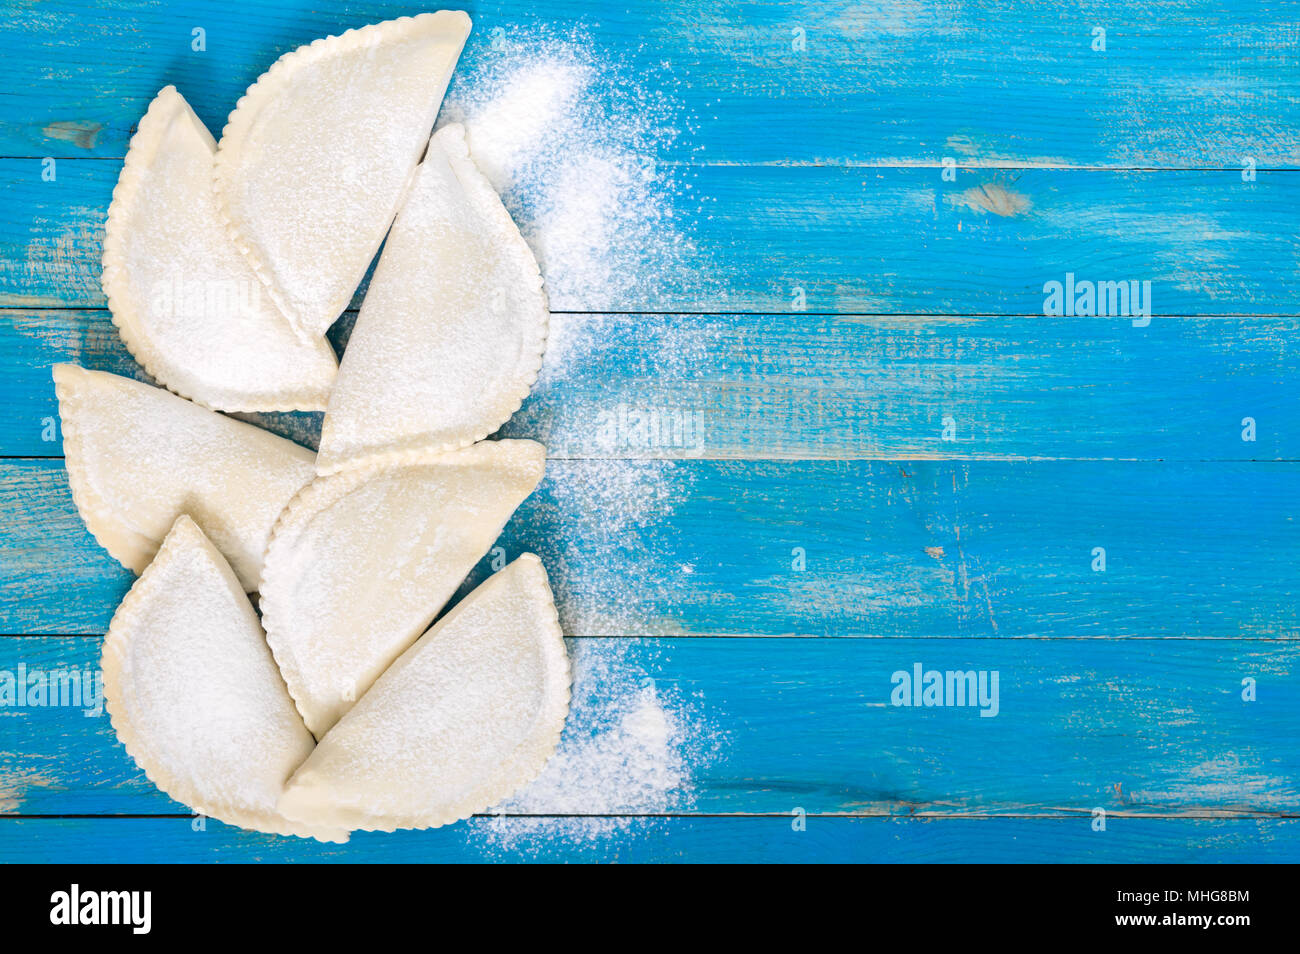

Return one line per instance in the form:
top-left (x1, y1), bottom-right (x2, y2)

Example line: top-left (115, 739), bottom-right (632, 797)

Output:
top-left (1, 0), bottom-right (1298, 863)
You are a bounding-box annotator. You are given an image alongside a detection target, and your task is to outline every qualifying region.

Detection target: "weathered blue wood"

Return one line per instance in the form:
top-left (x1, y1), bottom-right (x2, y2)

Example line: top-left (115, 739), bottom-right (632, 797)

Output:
top-left (6, 160), bottom-right (1298, 314)
top-left (2, 636), bottom-right (1297, 817)
top-left (1, 0), bottom-right (1297, 864)
top-left (2, 0), bottom-right (1297, 168)
top-left (0, 311), bottom-right (325, 451)
top-left (2, 458), bottom-right (1296, 638)
top-left (2, 816), bottom-right (1297, 864)
top-left (4, 310), bottom-right (1299, 460)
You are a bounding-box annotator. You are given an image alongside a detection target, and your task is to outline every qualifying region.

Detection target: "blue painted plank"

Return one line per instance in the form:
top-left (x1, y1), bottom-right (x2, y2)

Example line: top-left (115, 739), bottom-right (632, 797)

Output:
top-left (2, 0), bottom-right (1297, 868)
top-left (0, 311), bottom-right (325, 451)
top-left (3, 636), bottom-right (1297, 817)
top-left (6, 161), bottom-right (1298, 314)
top-left (1, 458), bottom-right (1295, 639)
top-left (4, 310), bottom-right (1298, 460)
top-left (2, 816), bottom-right (1297, 863)
top-left (2, 1), bottom-right (1297, 167)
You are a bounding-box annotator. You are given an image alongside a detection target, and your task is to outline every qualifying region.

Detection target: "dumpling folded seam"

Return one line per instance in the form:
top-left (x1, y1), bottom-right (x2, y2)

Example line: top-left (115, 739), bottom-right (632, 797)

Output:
top-left (102, 514), bottom-right (347, 842)
top-left (259, 439), bottom-right (547, 738)
top-left (278, 554), bottom-right (571, 832)
top-left (53, 364), bottom-right (318, 591)
top-left (316, 123), bottom-right (549, 473)
top-left (102, 85), bottom-right (337, 412)
top-left (213, 11), bottom-right (473, 340)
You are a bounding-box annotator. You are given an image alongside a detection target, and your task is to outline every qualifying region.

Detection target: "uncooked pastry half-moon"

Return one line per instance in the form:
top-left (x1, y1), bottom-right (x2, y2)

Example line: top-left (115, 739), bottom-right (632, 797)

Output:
top-left (53, 364), bottom-right (317, 591)
top-left (103, 515), bottom-right (346, 842)
top-left (214, 12), bottom-right (472, 339)
top-left (260, 439), bottom-right (546, 738)
top-left (278, 554), bottom-right (569, 832)
top-left (101, 86), bottom-right (337, 412)
top-left (315, 124), bottom-right (548, 473)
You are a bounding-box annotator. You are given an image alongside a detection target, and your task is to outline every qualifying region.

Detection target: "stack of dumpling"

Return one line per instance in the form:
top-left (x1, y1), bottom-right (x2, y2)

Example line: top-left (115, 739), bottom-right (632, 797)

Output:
top-left (55, 12), bottom-right (571, 842)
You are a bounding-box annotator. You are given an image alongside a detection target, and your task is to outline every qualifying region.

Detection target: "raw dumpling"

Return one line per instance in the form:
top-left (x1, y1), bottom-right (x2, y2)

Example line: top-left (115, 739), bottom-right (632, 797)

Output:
top-left (53, 364), bottom-right (316, 591)
top-left (315, 124), bottom-right (548, 473)
top-left (260, 439), bottom-right (546, 738)
top-left (214, 12), bottom-right (472, 339)
top-left (101, 86), bottom-right (337, 412)
top-left (103, 515), bottom-right (346, 842)
top-left (278, 554), bottom-right (569, 832)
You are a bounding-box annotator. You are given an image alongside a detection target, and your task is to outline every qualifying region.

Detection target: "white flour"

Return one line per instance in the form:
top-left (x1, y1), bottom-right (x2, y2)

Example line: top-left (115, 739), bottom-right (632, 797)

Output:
top-left (542, 458), bottom-right (697, 637)
top-left (470, 460), bottom-right (719, 853)
top-left (469, 639), bottom-right (723, 855)
top-left (438, 27), bottom-right (706, 311)
top-left (437, 31), bottom-right (724, 849)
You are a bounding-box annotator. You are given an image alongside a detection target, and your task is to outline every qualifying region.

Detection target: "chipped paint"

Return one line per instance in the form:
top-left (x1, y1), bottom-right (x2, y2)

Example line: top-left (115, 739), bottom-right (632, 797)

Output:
top-left (41, 120), bottom-right (103, 150)
top-left (947, 182), bottom-right (1032, 217)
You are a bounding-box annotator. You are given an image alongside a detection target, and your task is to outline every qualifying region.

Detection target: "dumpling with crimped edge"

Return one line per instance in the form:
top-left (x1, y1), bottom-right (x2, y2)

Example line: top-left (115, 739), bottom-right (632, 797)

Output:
top-left (259, 439), bottom-right (546, 739)
top-left (102, 515), bottom-right (348, 842)
top-left (214, 11), bottom-right (472, 340)
top-left (101, 86), bottom-right (337, 412)
top-left (315, 124), bottom-right (548, 474)
top-left (52, 364), bottom-right (316, 591)
top-left (277, 554), bottom-right (570, 832)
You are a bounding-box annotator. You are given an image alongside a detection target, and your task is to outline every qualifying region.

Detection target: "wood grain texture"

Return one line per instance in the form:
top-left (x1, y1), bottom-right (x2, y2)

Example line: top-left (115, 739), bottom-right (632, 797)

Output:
top-left (2, 0), bottom-right (1297, 168)
top-left (0, 0), bottom-right (1296, 862)
top-left (3, 636), bottom-right (1297, 818)
top-left (6, 160), bottom-right (1298, 314)
top-left (3, 816), bottom-right (1297, 864)
top-left (3, 309), bottom-right (1298, 460)
top-left (1, 458), bottom-right (1295, 638)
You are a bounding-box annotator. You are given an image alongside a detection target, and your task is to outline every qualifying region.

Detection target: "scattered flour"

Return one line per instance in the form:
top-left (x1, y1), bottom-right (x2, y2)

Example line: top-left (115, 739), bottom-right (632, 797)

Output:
top-left (536, 310), bottom-right (724, 390)
top-left (438, 30), bottom-right (723, 849)
top-left (540, 458), bottom-right (697, 637)
top-left (438, 27), bottom-right (708, 311)
top-left (468, 639), bottom-right (723, 855)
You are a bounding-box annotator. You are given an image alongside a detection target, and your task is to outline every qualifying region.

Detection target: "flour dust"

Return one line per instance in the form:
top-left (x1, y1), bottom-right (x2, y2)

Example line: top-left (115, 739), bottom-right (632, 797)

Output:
top-left (439, 26), bottom-right (709, 311)
top-left (439, 27), bottom-right (723, 852)
top-left (468, 639), bottom-right (723, 856)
